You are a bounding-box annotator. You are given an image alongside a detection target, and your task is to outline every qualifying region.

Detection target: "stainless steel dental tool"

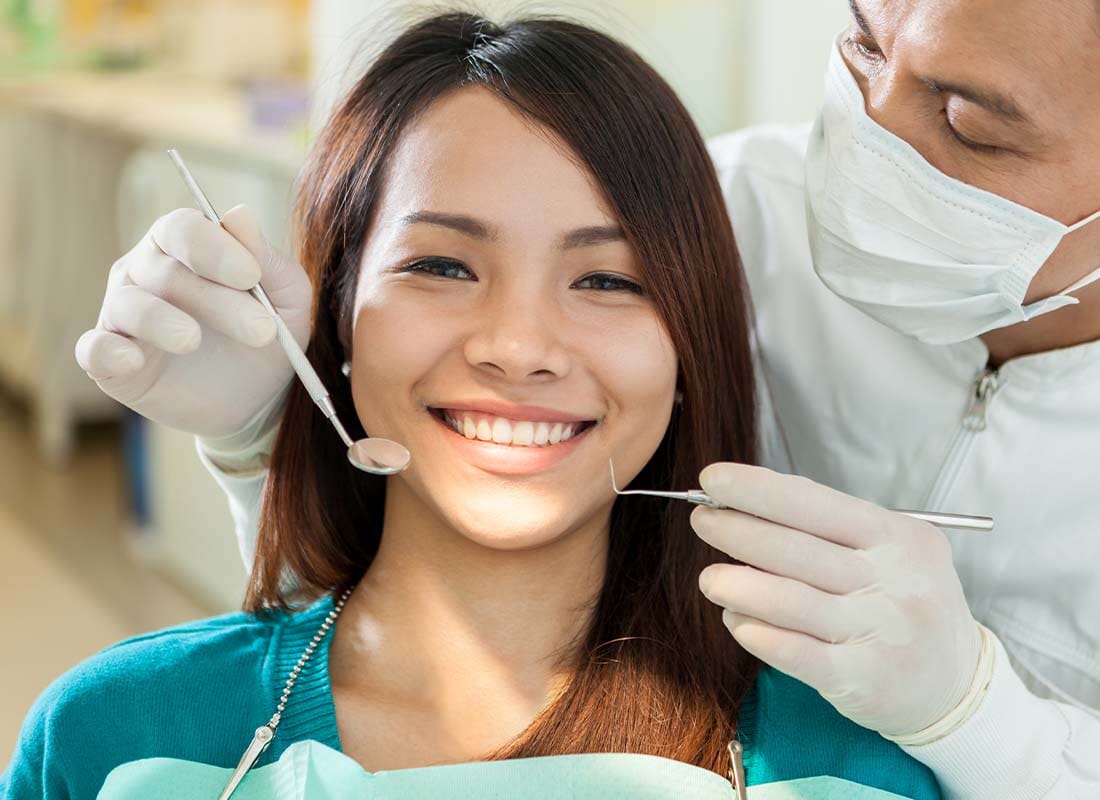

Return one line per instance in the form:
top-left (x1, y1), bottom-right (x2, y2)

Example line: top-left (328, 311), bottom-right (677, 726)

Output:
top-left (167, 149), bottom-right (410, 475)
top-left (609, 460), bottom-right (994, 532)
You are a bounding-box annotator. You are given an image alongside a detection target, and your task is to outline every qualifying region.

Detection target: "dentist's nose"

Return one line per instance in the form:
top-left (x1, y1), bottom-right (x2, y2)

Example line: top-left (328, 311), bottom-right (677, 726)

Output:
top-left (464, 291), bottom-right (572, 382)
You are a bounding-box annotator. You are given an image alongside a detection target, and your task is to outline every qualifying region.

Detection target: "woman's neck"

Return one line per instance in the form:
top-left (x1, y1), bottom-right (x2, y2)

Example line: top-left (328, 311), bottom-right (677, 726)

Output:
top-left (329, 479), bottom-right (608, 755)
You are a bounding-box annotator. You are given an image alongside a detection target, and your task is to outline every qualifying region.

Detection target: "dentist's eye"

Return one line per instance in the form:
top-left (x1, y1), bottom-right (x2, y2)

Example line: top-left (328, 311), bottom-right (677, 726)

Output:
top-left (573, 272), bottom-right (645, 294)
top-left (943, 120), bottom-right (1003, 155)
top-left (844, 31), bottom-right (883, 64)
top-left (400, 257), bottom-right (475, 280)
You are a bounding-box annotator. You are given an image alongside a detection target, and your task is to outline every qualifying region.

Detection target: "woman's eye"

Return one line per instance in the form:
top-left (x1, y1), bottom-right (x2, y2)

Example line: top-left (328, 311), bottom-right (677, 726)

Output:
top-left (572, 272), bottom-right (645, 295)
top-left (400, 257), bottom-right (475, 280)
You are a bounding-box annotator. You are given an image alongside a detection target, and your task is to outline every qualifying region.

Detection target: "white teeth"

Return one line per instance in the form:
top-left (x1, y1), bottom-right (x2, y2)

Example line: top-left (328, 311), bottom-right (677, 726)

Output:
top-left (491, 417), bottom-right (512, 443)
top-left (513, 421), bottom-right (534, 446)
top-left (441, 411), bottom-right (589, 448)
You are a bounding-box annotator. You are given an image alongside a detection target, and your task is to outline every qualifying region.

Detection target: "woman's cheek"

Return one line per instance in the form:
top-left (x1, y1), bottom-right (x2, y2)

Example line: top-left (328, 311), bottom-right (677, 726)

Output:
top-left (348, 295), bottom-right (451, 430)
top-left (593, 312), bottom-right (677, 408)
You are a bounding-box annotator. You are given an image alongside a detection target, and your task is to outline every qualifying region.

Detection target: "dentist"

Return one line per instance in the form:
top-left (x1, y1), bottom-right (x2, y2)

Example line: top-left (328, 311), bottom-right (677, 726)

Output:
top-left (695, 2), bottom-right (1100, 797)
top-left (75, 1), bottom-right (1100, 797)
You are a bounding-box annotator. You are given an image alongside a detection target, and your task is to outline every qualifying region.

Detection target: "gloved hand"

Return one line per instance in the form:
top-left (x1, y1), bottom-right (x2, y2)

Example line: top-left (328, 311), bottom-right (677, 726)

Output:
top-left (75, 205), bottom-right (309, 441)
top-left (691, 463), bottom-right (982, 738)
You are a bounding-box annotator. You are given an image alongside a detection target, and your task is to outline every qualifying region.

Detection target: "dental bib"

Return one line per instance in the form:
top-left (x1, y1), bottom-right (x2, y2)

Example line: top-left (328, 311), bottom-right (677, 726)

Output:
top-left (98, 740), bottom-right (912, 799)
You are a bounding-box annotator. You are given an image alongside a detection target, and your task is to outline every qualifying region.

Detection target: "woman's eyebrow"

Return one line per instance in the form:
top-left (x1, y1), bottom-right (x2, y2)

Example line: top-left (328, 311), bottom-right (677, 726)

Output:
top-left (561, 225), bottom-right (625, 249)
top-left (400, 211), bottom-right (498, 240)
top-left (399, 212), bottom-right (623, 249)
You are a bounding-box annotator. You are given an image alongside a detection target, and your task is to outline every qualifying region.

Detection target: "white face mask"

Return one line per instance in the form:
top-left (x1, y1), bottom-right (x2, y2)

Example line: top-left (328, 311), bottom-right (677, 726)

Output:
top-left (805, 43), bottom-right (1100, 346)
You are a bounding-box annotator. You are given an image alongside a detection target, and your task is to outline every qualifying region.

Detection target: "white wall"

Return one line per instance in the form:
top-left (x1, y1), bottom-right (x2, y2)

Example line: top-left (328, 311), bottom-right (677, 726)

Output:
top-left (741, 0), bottom-right (849, 126)
top-left (310, 0), bottom-right (851, 135)
top-left (309, 0), bottom-right (744, 136)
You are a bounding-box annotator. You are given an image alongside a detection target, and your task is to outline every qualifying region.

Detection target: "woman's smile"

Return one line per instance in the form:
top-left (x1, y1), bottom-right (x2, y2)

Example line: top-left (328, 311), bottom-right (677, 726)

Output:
top-left (426, 400), bottom-right (600, 476)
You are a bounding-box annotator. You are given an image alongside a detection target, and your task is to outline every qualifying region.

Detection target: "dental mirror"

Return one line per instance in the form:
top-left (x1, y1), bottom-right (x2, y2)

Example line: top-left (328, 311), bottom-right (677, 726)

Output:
top-left (347, 437), bottom-right (411, 474)
top-left (167, 148), bottom-right (411, 476)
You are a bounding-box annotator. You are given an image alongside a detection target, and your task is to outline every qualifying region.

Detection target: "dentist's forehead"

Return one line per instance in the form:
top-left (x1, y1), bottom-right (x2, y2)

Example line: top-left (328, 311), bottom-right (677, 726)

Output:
top-left (855, 0), bottom-right (1100, 131)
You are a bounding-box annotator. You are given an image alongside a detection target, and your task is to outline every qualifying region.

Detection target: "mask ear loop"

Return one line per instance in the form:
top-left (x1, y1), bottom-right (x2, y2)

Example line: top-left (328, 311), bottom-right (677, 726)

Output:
top-left (1066, 207), bottom-right (1100, 234)
top-left (1061, 264), bottom-right (1100, 296)
top-left (1054, 211), bottom-right (1100, 296)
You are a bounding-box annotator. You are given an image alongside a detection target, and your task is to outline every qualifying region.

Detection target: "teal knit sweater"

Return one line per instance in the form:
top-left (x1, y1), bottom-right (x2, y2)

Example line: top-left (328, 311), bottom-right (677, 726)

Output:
top-left (1, 596), bottom-right (940, 799)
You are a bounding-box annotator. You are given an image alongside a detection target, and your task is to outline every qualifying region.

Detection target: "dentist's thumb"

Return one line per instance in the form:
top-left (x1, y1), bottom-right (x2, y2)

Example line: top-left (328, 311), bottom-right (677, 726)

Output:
top-left (218, 204), bottom-right (312, 351)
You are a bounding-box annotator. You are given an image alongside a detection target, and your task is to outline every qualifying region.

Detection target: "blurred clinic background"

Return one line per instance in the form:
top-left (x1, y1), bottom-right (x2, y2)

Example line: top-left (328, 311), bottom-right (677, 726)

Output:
top-left (0, 0), bottom-right (847, 757)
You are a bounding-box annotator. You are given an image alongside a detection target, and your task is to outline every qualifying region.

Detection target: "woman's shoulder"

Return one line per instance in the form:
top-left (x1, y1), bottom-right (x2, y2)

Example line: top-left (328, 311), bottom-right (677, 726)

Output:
top-left (34, 608), bottom-right (278, 714)
top-left (2, 601), bottom-right (329, 800)
top-left (744, 667), bottom-right (941, 799)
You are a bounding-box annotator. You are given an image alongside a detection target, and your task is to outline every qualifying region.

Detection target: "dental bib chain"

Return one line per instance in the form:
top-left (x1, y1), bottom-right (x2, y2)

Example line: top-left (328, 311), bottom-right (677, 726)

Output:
top-left (218, 585), bottom-right (356, 800)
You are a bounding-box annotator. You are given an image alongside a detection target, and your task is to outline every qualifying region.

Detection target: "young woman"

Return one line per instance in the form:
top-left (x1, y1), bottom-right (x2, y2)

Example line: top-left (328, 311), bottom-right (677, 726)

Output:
top-left (5, 13), bottom-right (939, 799)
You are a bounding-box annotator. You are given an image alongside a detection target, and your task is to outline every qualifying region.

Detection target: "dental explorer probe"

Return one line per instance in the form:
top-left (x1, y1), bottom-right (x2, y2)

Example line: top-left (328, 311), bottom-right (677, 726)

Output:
top-left (166, 149), bottom-right (410, 475)
top-left (609, 460), bottom-right (994, 532)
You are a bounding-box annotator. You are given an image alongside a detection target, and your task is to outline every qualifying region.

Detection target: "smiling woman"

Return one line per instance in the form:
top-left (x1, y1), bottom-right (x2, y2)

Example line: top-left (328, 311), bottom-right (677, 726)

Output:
top-left (258, 11), bottom-right (756, 769)
top-left (3, 10), bottom-right (942, 800)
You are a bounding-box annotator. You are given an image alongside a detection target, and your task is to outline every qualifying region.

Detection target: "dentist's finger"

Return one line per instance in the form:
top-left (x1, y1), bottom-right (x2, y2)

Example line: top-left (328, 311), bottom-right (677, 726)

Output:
top-left (150, 208), bottom-right (262, 290)
top-left (75, 328), bottom-right (145, 380)
top-left (720, 610), bottom-right (833, 690)
top-left (699, 463), bottom-right (890, 549)
top-left (219, 205), bottom-right (284, 284)
top-left (100, 284), bottom-right (202, 355)
top-left (128, 250), bottom-right (276, 348)
top-left (699, 564), bottom-right (855, 644)
top-left (691, 506), bottom-right (871, 595)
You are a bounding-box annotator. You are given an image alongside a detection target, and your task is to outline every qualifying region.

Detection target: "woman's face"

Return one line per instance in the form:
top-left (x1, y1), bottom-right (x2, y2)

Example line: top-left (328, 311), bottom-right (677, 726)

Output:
top-left (348, 87), bottom-right (678, 550)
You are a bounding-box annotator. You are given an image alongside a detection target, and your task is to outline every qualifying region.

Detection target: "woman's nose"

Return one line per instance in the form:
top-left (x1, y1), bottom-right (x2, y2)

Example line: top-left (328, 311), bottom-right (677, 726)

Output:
top-left (463, 290), bottom-right (572, 382)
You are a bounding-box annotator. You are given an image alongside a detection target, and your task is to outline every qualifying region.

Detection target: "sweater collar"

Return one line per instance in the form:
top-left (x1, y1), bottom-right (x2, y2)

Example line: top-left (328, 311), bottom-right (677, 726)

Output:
top-left (266, 594), bottom-right (343, 758)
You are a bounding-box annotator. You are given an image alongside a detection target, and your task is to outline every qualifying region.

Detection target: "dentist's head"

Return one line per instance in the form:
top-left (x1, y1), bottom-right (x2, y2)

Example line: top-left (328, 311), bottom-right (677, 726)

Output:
top-left (809, 0), bottom-right (1100, 352)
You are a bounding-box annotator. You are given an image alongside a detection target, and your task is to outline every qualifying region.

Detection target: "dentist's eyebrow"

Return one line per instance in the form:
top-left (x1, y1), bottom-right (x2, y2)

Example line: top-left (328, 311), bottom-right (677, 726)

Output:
top-left (561, 225), bottom-right (625, 249)
top-left (848, 0), bottom-right (873, 37)
top-left (400, 211), bottom-right (498, 240)
top-left (920, 78), bottom-right (1033, 127)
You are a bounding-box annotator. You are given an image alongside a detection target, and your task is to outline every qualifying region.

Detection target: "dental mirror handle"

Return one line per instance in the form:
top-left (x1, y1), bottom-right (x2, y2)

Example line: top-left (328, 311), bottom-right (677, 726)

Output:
top-left (166, 148), bottom-right (354, 450)
top-left (247, 285), bottom-right (354, 448)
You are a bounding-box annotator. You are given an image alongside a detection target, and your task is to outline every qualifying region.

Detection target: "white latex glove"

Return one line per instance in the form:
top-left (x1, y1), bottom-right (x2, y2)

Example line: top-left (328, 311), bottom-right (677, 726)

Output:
top-left (691, 463), bottom-right (982, 738)
top-left (75, 205), bottom-right (310, 440)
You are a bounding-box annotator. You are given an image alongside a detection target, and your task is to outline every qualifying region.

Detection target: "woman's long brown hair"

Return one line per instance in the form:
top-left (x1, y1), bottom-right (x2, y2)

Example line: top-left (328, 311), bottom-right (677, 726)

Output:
top-left (248, 11), bottom-right (759, 775)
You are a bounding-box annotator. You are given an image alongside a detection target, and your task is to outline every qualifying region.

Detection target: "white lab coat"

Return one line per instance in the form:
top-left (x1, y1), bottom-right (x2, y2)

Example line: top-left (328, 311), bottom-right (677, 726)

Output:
top-left (709, 124), bottom-right (1100, 799)
top-left (203, 123), bottom-right (1100, 800)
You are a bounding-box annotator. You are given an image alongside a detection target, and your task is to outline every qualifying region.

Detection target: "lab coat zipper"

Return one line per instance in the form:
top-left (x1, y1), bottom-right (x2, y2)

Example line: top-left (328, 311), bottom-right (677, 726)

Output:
top-left (924, 368), bottom-right (1001, 511)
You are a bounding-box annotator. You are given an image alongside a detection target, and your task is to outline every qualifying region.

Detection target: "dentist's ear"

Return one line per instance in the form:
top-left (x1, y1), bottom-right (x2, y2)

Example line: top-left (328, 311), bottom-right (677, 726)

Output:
top-left (341, 361), bottom-right (352, 378)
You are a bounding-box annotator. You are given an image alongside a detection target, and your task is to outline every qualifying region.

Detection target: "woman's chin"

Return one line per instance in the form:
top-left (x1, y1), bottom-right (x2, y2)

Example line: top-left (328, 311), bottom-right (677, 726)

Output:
top-left (441, 493), bottom-right (591, 552)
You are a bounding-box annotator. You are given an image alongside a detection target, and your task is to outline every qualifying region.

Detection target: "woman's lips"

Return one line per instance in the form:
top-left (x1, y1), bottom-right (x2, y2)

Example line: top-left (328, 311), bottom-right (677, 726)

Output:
top-left (427, 407), bottom-right (596, 475)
